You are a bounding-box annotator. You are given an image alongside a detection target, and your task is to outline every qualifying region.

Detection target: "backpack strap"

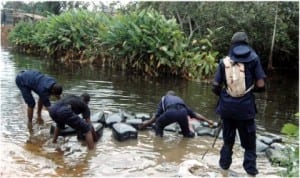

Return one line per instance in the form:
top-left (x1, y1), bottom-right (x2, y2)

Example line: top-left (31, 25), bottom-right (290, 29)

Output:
top-left (162, 96), bottom-right (165, 112)
top-left (223, 56), bottom-right (232, 68)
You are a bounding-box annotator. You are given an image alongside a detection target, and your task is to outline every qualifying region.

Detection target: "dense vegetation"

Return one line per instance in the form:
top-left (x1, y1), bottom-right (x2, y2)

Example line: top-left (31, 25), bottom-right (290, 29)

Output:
top-left (7, 1), bottom-right (299, 80)
top-left (134, 1), bottom-right (299, 72)
top-left (8, 9), bottom-right (218, 80)
top-left (279, 113), bottom-right (299, 177)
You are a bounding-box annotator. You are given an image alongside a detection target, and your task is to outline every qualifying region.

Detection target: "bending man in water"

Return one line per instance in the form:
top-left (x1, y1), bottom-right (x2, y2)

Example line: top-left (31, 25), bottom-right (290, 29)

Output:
top-left (15, 70), bottom-right (62, 128)
top-left (49, 93), bottom-right (97, 150)
top-left (139, 90), bottom-right (213, 137)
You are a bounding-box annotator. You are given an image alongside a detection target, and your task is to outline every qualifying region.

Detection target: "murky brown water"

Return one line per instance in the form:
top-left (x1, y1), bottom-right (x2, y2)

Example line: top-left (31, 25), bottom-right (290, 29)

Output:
top-left (0, 47), bottom-right (298, 177)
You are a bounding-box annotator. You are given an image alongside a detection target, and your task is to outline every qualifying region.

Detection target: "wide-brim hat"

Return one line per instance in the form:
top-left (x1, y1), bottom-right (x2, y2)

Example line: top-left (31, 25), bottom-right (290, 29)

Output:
top-left (230, 45), bottom-right (257, 63)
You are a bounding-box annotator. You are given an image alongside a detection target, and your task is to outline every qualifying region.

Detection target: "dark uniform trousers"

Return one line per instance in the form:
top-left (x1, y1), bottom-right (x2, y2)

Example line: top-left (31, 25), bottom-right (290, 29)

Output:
top-left (155, 104), bottom-right (192, 137)
top-left (219, 118), bottom-right (257, 173)
top-left (49, 102), bottom-right (91, 134)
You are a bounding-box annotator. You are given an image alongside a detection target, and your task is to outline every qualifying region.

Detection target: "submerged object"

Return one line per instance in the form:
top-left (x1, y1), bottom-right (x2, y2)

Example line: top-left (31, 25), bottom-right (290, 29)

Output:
top-left (177, 159), bottom-right (207, 177)
top-left (50, 122), bottom-right (104, 141)
top-left (50, 122), bottom-right (76, 136)
top-left (111, 122), bottom-right (138, 141)
top-left (77, 123), bottom-right (104, 141)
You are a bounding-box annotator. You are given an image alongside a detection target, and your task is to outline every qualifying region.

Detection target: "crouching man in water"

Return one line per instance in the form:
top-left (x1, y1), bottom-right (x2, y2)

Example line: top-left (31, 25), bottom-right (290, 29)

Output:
top-left (139, 90), bottom-right (213, 137)
top-left (49, 93), bottom-right (97, 150)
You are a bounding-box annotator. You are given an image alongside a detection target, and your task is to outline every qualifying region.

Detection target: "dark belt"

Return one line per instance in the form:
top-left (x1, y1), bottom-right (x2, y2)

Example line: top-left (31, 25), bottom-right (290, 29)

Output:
top-left (166, 104), bottom-right (185, 111)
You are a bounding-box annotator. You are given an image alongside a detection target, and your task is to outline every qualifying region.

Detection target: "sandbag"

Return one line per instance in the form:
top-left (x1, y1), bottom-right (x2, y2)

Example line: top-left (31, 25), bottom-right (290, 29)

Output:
top-left (257, 134), bottom-right (282, 145)
top-left (50, 122), bottom-right (76, 136)
top-left (50, 122), bottom-right (104, 139)
top-left (105, 113), bottom-right (124, 127)
top-left (196, 127), bottom-right (216, 137)
top-left (135, 113), bottom-right (151, 121)
top-left (112, 123), bottom-right (138, 141)
top-left (256, 139), bottom-right (269, 152)
top-left (164, 123), bottom-right (181, 132)
top-left (77, 123), bottom-right (104, 141)
top-left (91, 111), bottom-right (106, 123)
top-left (125, 118), bottom-right (143, 129)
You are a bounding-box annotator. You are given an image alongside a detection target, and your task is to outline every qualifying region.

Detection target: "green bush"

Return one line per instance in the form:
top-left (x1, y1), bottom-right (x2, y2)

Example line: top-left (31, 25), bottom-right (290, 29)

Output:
top-left (102, 8), bottom-right (189, 77)
top-left (8, 21), bottom-right (36, 53)
top-left (279, 113), bottom-right (299, 177)
top-left (8, 8), bottom-right (219, 80)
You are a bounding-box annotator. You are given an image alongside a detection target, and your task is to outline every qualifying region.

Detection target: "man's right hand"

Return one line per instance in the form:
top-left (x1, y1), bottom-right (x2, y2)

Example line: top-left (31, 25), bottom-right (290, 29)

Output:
top-left (138, 122), bottom-right (146, 130)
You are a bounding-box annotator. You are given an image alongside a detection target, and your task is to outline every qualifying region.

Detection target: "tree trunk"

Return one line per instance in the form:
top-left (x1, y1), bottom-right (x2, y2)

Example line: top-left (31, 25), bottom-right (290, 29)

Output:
top-left (268, 2), bottom-right (278, 72)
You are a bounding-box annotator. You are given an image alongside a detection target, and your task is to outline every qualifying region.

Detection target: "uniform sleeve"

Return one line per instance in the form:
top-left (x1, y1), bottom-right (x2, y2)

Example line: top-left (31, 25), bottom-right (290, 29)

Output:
top-left (39, 92), bottom-right (51, 107)
top-left (186, 106), bottom-right (196, 118)
top-left (37, 77), bottom-right (56, 107)
top-left (214, 61), bottom-right (225, 84)
top-left (254, 58), bottom-right (267, 80)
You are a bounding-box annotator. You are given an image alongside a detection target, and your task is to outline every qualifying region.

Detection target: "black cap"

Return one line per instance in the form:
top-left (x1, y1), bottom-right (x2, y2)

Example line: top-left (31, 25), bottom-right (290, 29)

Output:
top-left (231, 32), bottom-right (249, 44)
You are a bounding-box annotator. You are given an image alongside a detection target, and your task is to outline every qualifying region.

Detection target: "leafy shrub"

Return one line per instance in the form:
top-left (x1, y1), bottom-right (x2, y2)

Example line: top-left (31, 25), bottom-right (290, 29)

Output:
top-left (279, 113), bottom-right (299, 177)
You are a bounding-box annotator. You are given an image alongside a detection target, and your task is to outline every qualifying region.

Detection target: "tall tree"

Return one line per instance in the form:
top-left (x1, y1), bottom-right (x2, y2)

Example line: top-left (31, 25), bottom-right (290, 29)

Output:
top-left (268, 1), bottom-right (278, 72)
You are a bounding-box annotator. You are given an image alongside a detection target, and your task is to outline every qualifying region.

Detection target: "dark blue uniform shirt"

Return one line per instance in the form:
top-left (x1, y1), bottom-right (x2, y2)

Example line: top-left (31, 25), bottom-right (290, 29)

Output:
top-left (214, 45), bottom-right (266, 119)
top-left (155, 95), bottom-right (196, 118)
top-left (60, 95), bottom-right (90, 119)
top-left (17, 70), bottom-right (56, 107)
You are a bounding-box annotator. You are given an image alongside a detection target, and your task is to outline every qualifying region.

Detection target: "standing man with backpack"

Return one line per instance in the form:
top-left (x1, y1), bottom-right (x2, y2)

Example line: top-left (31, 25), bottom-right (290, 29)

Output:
top-left (211, 32), bottom-right (266, 176)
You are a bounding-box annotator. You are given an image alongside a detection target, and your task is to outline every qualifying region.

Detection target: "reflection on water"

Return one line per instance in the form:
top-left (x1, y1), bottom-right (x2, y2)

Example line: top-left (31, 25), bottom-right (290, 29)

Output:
top-left (0, 48), bottom-right (298, 177)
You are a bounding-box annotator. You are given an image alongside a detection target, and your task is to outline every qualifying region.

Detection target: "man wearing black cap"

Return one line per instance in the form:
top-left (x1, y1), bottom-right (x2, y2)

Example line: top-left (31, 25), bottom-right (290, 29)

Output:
top-left (211, 32), bottom-right (266, 176)
top-left (15, 70), bottom-right (63, 128)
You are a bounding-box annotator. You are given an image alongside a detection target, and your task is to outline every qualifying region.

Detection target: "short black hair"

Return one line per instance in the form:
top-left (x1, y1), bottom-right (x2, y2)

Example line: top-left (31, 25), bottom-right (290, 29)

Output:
top-left (166, 90), bottom-right (176, 96)
top-left (81, 93), bottom-right (90, 104)
top-left (51, 84), bottom-right (63, 96)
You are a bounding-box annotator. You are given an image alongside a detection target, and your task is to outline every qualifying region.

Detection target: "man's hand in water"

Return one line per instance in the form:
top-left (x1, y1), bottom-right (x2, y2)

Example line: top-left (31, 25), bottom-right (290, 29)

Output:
top-left (36, 116), bottom-right (44, 124)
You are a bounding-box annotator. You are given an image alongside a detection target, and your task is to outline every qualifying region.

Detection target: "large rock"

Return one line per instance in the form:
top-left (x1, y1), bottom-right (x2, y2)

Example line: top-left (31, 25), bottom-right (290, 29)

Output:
top-left (256, 139), bottom-right (269, 152)
top-left (265, 148), bottom-right (290, 166)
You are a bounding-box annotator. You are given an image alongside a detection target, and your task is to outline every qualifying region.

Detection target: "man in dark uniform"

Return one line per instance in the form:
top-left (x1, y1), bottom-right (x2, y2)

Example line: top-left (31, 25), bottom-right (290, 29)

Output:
top-left (139, 90), bottom-right (213, 137)
top-left (212, 32), bottom-right (266, 176)
top-left (49, 93), bottom-right (96, 150)
top-left (15, 70), bottom-right (63, 128)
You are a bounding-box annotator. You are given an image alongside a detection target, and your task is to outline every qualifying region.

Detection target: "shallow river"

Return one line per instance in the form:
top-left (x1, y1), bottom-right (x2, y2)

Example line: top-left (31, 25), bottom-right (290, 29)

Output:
top-left (0, 47), bottom-right (298, 177)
